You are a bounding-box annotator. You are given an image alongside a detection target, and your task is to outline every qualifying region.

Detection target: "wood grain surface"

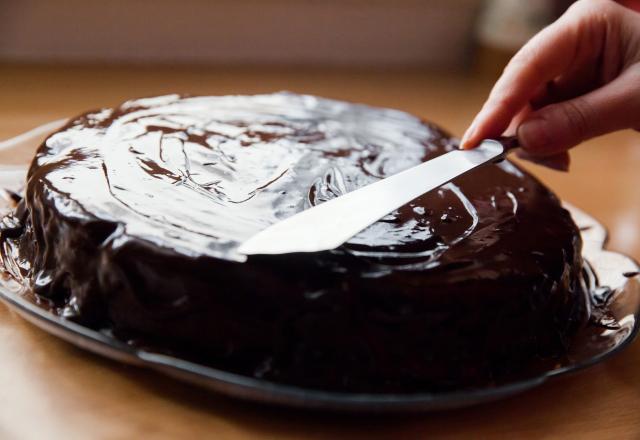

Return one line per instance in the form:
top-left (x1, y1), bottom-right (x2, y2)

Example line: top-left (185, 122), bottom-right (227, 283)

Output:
top-left (0, 64), bottom-right (639, 439)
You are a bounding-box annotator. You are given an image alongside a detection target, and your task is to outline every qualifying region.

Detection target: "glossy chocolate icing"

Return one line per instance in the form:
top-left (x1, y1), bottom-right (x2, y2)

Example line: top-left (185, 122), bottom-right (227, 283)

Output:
top-left (0, 94), bottom-right (588, 392)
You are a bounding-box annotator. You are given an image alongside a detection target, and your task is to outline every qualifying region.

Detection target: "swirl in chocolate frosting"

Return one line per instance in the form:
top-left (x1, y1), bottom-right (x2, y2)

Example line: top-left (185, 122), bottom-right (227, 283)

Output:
top-left (30, 94), bottom-right (522, 265)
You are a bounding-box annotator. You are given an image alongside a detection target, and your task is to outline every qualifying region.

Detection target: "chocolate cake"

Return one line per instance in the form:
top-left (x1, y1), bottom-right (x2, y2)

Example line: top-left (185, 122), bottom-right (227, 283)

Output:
top-left (0, 93), bottom-right (589, 392)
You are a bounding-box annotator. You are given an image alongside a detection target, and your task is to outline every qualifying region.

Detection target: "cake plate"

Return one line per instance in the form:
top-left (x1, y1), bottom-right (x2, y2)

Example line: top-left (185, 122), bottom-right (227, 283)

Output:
top-left (0, 122), bottom-right (638, 412)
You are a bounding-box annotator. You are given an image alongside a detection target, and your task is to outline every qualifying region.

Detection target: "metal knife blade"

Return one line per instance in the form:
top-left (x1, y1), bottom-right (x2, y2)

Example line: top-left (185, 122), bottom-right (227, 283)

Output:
top-left (238, 137), bottom-right (517, 255)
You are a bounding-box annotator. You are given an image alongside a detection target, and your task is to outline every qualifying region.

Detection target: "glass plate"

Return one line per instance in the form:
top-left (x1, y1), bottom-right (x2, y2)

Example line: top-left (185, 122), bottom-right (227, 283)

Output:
top-left (0, 122), bottom-right (638, 412)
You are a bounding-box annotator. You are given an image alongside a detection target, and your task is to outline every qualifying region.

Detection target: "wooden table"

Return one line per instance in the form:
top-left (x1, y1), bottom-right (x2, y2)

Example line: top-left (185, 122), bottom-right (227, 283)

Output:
top-left (1, 64), bottom-right (639, 439)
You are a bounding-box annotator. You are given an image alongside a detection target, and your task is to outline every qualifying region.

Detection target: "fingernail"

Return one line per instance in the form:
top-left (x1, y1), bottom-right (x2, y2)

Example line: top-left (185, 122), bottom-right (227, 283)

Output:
top-left (517, 117), bottom-right (551, 151)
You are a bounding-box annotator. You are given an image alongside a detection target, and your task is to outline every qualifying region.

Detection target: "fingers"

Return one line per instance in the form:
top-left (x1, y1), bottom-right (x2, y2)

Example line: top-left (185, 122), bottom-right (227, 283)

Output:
top-left (517, 65), bottom-right (640, 155)
top-left (461, 0), bottom-right (621, 149)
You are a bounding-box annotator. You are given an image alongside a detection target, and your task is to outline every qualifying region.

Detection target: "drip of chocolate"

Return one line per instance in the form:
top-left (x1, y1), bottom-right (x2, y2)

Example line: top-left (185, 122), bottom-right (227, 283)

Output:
top-left (0, 94), bottom-right (588, 392)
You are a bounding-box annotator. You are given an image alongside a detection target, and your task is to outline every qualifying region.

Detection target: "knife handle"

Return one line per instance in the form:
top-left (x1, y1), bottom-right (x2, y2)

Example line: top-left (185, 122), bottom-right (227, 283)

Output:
top-left (496, 135), bottom-right (519, 153)
top-left (491, 135), bottom-right (519, 162)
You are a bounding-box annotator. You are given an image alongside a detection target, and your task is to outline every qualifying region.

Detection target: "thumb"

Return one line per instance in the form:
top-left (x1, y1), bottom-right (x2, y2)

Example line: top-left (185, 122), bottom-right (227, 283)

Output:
top-left (517, 67), bottom-right (640, 155)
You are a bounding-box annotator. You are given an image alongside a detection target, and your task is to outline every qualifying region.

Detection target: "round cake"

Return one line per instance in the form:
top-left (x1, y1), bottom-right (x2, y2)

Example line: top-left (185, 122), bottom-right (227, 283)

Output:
top-left (0, 93), bottom-right (589, 392)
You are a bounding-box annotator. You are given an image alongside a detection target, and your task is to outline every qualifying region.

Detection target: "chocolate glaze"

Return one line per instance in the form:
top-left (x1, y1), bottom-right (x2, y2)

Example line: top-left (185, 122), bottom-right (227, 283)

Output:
top-left (0, 93), bottom-right (588, 392)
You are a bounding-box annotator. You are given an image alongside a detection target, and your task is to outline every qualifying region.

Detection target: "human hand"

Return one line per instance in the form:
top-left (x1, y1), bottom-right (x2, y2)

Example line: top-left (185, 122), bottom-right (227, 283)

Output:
top-left (461, 0), bottom-right (640, 170)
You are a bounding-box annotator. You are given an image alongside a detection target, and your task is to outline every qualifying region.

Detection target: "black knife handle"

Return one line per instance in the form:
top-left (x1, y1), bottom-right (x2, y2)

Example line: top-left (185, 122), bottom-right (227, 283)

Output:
top-left (491, 136), bottom-right (519, 162)
top-left (497, 135), bottom-right (519, 153)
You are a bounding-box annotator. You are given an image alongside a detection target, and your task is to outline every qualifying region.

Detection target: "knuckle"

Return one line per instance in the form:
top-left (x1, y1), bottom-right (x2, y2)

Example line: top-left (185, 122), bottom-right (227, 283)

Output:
top-left (487, 94), bottom-right (519, 116)
top-left (568, 0), bottom-right (618, 20)
top-left (558, 98), bottom-right (594, 141)
top-left (508, 46), bottom-right (545, 80)
top-left (570, 0), bottom-right (611, 14)
top-left (509, 45), bottom-right (535, 68)
top-left (487, 92), bottom-right (520, 117)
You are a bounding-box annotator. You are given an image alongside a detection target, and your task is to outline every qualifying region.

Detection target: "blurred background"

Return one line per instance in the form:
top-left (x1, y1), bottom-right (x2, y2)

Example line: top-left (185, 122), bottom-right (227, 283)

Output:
top-left (2, 0), bottom-right (638, 67)
top-left (1, 0), bottom-right (581, 68)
